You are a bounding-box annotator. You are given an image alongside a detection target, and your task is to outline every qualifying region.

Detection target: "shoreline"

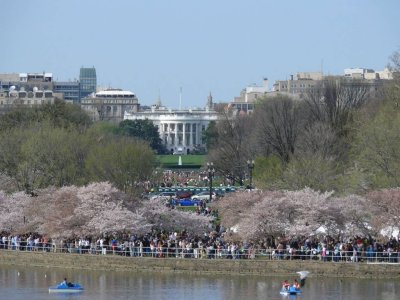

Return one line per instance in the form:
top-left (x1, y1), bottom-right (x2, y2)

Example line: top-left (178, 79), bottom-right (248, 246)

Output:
top-left (1, 250), bottom-right (399, 279)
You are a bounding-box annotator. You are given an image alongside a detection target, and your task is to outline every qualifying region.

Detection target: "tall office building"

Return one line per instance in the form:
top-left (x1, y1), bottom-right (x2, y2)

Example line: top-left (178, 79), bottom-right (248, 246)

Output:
top-left (79, 67), bottom-right (96, 99)
top-left (54, 81), bottom-right (80, 103)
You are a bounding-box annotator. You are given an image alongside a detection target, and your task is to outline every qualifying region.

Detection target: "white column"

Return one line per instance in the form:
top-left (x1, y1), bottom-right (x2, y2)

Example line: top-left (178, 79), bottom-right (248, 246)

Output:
top-left (193, 123), bottom-right (197, 145)
top-left (167, 123), bottom-right (171, 146)
top-left (159, 122), bottom-right (164, 143)
top-left (174, 122), bottom-right (178, 147)
top-left (189, 123), bottom-right (193, 146)
top-left (182, 122), bottom-right (186, 148)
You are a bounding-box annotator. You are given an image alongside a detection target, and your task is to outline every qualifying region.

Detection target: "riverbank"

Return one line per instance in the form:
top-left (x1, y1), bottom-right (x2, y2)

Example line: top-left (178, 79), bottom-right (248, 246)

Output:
top-left (1, 250), bottom-right (399, 279)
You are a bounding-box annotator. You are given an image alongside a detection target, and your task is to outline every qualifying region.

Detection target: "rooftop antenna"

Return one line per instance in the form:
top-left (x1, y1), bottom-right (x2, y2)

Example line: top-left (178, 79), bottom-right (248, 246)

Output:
top-left (179, 86), bottom-right (182, 110)
top-left (156, 88), bottom-right (162, 107)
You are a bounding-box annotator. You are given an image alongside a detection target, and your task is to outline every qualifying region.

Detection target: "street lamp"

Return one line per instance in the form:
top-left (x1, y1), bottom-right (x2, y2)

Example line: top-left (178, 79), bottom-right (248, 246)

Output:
top-left (247, 160), bottom-right (255, 190)
top-left (207, 162), bottom-right (215, 202)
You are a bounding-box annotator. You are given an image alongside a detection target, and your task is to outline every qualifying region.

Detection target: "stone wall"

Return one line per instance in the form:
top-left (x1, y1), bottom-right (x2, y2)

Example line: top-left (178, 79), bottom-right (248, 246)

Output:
top-left (1, 251), bottom-right (399, 279)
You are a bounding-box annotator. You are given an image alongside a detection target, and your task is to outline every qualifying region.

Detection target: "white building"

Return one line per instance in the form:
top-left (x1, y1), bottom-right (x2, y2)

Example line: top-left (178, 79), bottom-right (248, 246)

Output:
top-left (229, 79), bottom-right (269, 114)
top-left (80, 89), bottom-right (139, 123)
top-left (124, 95), bottom-right (218, 154)
top-left (344, 68), bottom-right (394, 80)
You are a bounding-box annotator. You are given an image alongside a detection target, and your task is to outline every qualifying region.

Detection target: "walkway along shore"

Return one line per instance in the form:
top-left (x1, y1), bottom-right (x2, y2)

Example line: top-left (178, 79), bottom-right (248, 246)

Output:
top-left (1, 250), bottom-right (399, 279)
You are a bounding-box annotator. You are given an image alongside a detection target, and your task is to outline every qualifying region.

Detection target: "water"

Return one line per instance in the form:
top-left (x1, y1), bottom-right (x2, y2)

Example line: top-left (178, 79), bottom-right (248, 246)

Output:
top-left (0, 265), bottom-right (399, 300)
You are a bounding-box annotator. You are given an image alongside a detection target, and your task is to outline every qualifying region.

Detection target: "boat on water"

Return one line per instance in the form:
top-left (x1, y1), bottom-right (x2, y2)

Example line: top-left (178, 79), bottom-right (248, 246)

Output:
top-left (280, 286), bottom-right (302, 295)
top-left (279, 271), bottom-right (309, 296)
top-left (48, 283), bottom-right (84, 293)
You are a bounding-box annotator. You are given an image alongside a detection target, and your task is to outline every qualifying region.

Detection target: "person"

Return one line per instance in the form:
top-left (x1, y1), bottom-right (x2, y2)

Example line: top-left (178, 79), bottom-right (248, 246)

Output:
top-left (62, 278), bottom-right (73, 287)
top-left (282, 280), bottom-right (290, 291)
top-left (293, 279), bottom-right (300, 290)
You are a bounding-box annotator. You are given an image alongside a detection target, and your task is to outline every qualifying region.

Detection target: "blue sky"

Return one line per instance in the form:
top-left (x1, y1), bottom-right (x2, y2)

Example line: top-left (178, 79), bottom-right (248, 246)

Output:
top-left (1, 0), bottom-right (399, 108)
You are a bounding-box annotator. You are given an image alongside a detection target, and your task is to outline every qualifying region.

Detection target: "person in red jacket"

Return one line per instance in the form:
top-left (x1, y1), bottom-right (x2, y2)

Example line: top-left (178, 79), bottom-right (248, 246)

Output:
top-left (282, 280), bottom-right (290, 291)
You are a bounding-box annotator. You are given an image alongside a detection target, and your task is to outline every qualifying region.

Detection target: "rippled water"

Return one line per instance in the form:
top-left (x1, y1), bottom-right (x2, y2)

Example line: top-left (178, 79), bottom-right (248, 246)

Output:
top-left (0, 265), bottom-right (398, 300)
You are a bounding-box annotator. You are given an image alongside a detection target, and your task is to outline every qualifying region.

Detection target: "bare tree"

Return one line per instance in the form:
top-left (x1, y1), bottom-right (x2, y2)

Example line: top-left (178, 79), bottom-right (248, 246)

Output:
top-left (253, 95), bottom-right (301, 163)
top-left (388, 50), bottom-right (400, 72)
top-left (208, 111), bottom-right (254, 185)
top-left (384, 50), bottom-right (400, 107)
top-left (304, 78), bottom-right (370, 135)
top-left (297, 122), bottom-right (338, 158)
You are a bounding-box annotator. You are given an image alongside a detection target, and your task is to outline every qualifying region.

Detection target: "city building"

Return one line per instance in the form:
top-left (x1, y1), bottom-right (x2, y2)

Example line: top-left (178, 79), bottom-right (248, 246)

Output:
top-left (229, 79), bottom-right (269, 114)
top-left (344, 67), bottom-right (394, 80)
top-left (124, 95), bottom-right (219, 154)
top-left (0, 73), bottom-right (61, 113)
top-left (0, 86), bottom-right (59, 113)
top-left (53, 81), bottom-right (80, 103)
top-left (272, 72), bottom-right (323, 97)
top-left (1, 67), bottom-right (98, 103)
top-left (0, 72), bottom-right (54, 92)
top-left (0, 73), bottom-right (19, 91)
top-left (229, 68), bottom-right (394, 115)
top-left (272, 69), bottom-right (394, 97)
top-left (80, 88), bottom-right (139, 123)
top-left (79, 67), bottom-right (97, 99)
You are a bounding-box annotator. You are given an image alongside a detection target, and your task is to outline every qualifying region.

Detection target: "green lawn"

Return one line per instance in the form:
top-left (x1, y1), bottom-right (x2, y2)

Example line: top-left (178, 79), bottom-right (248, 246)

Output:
top-left (157, 155), bottom-right (206, 169)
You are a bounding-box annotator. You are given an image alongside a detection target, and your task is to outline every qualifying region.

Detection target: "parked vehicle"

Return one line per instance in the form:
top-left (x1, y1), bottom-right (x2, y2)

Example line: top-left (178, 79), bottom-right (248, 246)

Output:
top-left (150, 192), bottom-right (177, 201)
top-left (171, 198), bottom-right (203, 207)
top-left (191, 191), bottom-right (216, 201)
top-left (141, 192), bottom-right (159, 200)
top-left (176, 191), bottom-right (193, 199)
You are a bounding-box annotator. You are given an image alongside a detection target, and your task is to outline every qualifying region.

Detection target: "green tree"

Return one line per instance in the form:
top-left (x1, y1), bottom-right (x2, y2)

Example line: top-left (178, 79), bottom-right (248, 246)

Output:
top-left (353, 101), bottom-right (400, 188)
top-left (0, 122), bottom-right (91, 194)
top-left (118, 119), bottom-right (165, 154)
top-left (203, 120), bottom-right (218, 150)
top-left (253, 155), bottom-right (283, 189)
top-left (22, 124), bottom-right (80, 189)
top-left (0, 99), bottom-right (91, 131)
top-left (281, 155), bottom-right (340, 192)
top-left (86, 136), bottom-right (155, 194)
top-left (0, 126), bottom-right (32, 193)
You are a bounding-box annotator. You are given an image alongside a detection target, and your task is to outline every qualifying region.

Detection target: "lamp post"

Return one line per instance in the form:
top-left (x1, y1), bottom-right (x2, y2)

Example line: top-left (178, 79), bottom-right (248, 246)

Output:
top-left (207, 162), bottom-right (215, 202)
top-left (247, 160), bottom-right (255, 190)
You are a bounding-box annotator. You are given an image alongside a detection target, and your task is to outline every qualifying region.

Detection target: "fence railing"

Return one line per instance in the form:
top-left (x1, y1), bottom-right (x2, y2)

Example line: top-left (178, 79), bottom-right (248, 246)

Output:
top-left (1, 242), bottom-right (399, 264)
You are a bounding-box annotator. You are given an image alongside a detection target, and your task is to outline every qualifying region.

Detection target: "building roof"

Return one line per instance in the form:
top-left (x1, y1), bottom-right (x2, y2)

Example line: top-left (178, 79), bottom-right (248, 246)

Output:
top-left (79, 67), bottom-right (96, 78)
top-left (95, 89), bottom-right (135, 97)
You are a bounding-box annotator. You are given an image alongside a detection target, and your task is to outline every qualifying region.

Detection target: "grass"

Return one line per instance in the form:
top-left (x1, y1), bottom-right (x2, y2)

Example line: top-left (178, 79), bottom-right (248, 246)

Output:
top-left (157, 155), bottom-right (206, 169)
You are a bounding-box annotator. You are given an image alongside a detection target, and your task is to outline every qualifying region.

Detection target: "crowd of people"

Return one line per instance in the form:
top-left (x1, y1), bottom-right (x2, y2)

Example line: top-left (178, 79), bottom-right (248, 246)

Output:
top-left (1, 169), bottom-right (399, 263)
top-left (140, 169), bottom-right (237, 193)
top-left (1, 229), bottom-right (399, 263)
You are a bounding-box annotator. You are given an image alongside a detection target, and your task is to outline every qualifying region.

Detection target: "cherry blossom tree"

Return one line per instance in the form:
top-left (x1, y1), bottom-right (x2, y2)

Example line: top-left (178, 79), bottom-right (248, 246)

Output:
top-left (0, 182), bottom-right (213, 239)
top-left (0, 190), bottom-right (31, 233)
top-left (366, 189), bottom-right (400, 237)
top-left (139, 199), bottom-right (213, 236)
top-left (215, 188), bottom-right (375, 243)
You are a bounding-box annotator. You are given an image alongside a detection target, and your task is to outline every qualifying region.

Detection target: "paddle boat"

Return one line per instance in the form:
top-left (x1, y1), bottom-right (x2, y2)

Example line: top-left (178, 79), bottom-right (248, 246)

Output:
top-left (48, 282), bottom-right (84, 293)
top-left (280, 285), bottom-right (302, 296)
top-left (279, 271), bottom-right (309, 296)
